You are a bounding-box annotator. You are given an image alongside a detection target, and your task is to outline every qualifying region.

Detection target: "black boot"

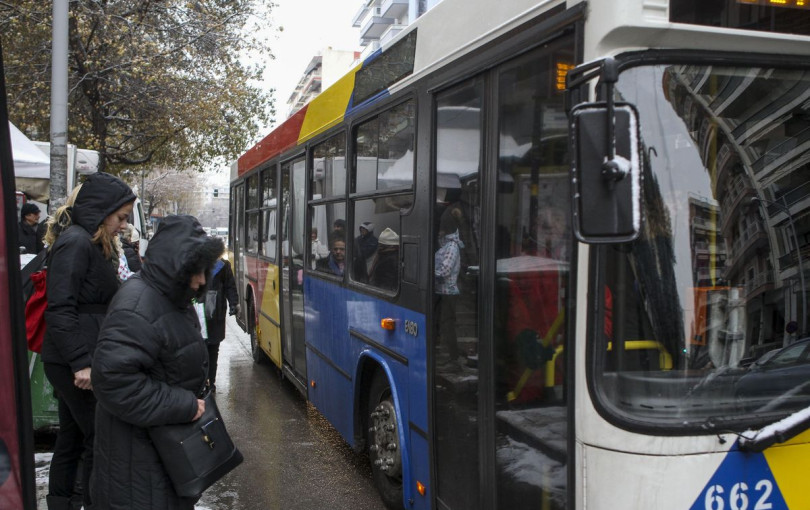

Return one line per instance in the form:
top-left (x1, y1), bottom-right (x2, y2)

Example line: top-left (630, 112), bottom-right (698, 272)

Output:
top-left (69, 493), bottom-right (84, 510)
top-left (46, 495), bottom-right (72, 510)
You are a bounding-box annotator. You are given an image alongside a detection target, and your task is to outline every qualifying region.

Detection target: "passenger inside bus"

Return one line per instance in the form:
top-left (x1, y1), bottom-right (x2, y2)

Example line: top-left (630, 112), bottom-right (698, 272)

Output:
top-left (353, 221), bottom-right (377, 282)
top-left (369, 227), bottom-right (399, 290)
top-left (434, 228), bottom-right (464, 369)
top-left (332, 218), bottom-right (346, 238)
top-left (310, 227), bottom-right (329, 269)
top-left (316, 235), bottom-right (346, 276)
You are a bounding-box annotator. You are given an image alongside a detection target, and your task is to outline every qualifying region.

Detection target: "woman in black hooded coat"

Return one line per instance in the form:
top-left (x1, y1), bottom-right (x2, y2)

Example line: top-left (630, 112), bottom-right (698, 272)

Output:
top-left (91, 215), bottom-right (224, 510)
top-left (41, 172), bottom-right (136, 510)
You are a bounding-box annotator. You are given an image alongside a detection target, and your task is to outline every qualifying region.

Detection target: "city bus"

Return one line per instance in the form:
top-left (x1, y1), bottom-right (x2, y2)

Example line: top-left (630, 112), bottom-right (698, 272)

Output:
top-left (229, 0), bottom-right (810, 508)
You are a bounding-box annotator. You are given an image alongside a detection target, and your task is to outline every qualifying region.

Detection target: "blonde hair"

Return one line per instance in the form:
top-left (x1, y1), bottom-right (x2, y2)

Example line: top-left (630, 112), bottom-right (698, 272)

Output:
top-left (44, 183), bottom-right (122, 261)
top-left (44, 184), bottom-right (82, 249)
top-left (93, 225), bottom-right (120, 261)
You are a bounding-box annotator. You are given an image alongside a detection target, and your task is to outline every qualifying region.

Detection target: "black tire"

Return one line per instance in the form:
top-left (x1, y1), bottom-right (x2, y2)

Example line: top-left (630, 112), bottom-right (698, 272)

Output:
top-left (248, 301), bottom-right (267, 364)
top-left (367, 371), bottom-right (403, 509)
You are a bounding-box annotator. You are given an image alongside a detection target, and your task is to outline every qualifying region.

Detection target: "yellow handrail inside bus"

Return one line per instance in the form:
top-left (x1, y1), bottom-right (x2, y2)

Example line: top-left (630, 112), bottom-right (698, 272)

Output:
top-left (507, 309), bottom-right (565, 402)
top-left (606, 340), bottom-right (673, 370)
top-left (506, 338), bottom-right (673, 403)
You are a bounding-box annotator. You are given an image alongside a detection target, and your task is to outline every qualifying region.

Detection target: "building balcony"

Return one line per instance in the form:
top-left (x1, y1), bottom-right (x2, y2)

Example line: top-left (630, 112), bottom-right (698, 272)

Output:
top-left (745, 271), bottom-right (774, 298)
top-left (767, 180), bottom-right (810, 218)
top-left (724, 223), bottom-right (769, 278)
top-left (381, 0), bottom-right (408, 20)
top-left (379, 24), bottom-right (405, 45)
top-left (352, 2), bottom-right (372, 27)
top-left (360, 15), bottom-right (397, 41)
top-left (691, 215), bottom-right (721, 234)
top-left (778, 243), bottom-right (810, 272)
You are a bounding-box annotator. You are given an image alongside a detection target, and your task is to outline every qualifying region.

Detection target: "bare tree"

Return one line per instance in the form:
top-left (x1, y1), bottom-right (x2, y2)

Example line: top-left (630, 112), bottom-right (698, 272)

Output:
top-left (138, 168), bottom-right (205, 220)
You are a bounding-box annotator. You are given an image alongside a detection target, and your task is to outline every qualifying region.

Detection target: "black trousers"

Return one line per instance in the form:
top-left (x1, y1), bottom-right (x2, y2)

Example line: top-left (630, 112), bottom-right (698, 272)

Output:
top-left (206, 342), bottom-right (221, 386)
top-left (43, 363), bottom-right (95, 509)
top-left (434, 294), bottom-right (459, 360)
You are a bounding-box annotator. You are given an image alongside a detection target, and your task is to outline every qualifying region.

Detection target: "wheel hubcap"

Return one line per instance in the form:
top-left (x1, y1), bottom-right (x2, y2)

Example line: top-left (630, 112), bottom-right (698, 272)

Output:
top-left (369, 400), bottom-right (401, 478)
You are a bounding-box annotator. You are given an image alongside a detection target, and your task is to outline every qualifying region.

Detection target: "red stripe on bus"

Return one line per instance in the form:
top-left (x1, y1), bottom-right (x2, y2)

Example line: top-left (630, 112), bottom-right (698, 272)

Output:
top-left (238, 105), bottom-right (308, 176)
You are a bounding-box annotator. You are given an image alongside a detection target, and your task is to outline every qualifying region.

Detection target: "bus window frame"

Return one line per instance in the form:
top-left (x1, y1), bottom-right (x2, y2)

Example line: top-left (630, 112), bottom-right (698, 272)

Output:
top-left (259, 162), bottom-right (279, 262)
top-left (245, 171), bottom-right (261, 256)
top-left (280, 152), bottom-right (307, 266)
top-left (350, 95), bottom-right (417, 196)
top-left (347, 94), bottom-right (418, 294)
top-left (308, 130), bottom-right (349, 280)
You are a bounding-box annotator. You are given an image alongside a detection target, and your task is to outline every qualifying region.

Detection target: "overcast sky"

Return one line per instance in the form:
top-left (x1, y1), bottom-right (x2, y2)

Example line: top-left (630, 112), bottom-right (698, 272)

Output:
top-left (211, 0), bottom-right (362, 183)
top-left (259, 0), bottom-right (362, 128)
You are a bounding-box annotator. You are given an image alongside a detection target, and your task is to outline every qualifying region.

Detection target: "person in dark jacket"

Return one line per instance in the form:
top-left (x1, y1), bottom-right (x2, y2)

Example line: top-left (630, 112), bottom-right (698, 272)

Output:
top-left (369, 227), bottom-right (400, 291)
top-left (355, 221), bottom-right (378, 260)
top-left (91, 215), bottom-right (224, 510)
top-left (316, 235), bottom-right (347, 276)
top-left (41, 172), bottom-right (136, 510)
top-left (18, 201), bottom-right (41, 253)
top-left (204, 257), bottom-right (239, 389)
top-left (352, 221), bottom-right (377, 282)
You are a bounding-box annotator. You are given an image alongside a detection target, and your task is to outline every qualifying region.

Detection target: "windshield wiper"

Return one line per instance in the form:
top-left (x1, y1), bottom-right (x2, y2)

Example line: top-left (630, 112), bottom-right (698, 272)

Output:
top-left (738, 405), bottom-right (810, 452)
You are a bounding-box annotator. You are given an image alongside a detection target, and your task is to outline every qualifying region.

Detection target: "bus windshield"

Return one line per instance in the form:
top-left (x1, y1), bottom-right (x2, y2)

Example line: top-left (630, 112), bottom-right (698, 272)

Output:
top-left (592, 62), bottom-right (810, 429)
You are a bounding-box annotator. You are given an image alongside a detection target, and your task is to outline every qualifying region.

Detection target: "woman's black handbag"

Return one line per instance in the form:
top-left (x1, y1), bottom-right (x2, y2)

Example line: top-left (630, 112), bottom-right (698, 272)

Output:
top-left (148, 389), bottom-right (243, 497)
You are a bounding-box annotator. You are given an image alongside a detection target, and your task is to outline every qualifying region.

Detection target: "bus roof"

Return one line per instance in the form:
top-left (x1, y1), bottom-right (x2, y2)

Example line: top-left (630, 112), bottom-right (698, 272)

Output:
top-left (236, 0), bottom-right (567, 179)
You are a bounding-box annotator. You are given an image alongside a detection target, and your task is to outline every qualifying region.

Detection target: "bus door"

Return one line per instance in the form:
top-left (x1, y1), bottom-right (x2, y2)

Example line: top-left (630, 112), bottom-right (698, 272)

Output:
top-left (431, 33), bottom-right (575, 510)
top-left (280, 157), bottom-right (307, 389)
top-left (232, 183), bottom-right (246, 329)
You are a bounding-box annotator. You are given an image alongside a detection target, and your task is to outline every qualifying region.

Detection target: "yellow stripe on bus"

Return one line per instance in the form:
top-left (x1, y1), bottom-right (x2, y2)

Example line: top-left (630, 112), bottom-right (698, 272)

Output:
top-left (763, 430), bottom-right (810, 508)
top-left (298, 65), bottom-right (360, 144)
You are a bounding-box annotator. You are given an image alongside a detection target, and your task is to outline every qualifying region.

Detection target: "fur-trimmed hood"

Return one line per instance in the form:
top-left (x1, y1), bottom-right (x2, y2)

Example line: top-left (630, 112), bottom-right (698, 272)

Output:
top-left (140, 215), bottom-right (224, 307)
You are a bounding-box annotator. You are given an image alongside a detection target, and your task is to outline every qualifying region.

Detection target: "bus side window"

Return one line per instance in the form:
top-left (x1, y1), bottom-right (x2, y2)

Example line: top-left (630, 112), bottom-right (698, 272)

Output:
top-left (310, 133), bottom-right (347, 276)
top-left (350, 100), bottom-right (415, 291)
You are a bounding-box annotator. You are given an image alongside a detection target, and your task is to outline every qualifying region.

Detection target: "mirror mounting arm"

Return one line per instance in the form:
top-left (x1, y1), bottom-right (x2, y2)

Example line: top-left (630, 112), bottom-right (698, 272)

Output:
top-left (568, 54), bottom-right (641, 243)
top-left (600, 58), bottom-right (626, 188)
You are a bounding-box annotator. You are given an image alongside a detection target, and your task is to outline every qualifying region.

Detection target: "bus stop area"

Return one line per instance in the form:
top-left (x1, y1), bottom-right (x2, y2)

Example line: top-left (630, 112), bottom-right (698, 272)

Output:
top-left (32, 315), bottom-right (387, 510)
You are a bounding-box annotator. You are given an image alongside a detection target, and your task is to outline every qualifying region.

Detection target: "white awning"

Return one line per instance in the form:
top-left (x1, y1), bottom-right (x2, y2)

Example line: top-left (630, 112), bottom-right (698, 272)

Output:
top-left (9, 122), bottom-right (49, 179)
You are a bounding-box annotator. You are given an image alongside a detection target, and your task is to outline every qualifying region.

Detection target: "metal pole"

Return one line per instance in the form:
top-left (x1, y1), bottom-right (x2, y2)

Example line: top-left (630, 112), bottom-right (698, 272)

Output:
top-left (782, 196), bottom-right (807, 336)
top-left (49, 0), bottom-right (69, 210)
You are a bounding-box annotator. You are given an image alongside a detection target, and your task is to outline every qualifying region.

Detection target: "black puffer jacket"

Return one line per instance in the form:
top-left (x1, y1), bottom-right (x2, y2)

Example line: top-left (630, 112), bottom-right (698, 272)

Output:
top-left (205, 259), bottom-right (238, 344)
top-left (42, 172), bottom-right (136, 371)
top-left (92, 215), bottom-right (224, 510)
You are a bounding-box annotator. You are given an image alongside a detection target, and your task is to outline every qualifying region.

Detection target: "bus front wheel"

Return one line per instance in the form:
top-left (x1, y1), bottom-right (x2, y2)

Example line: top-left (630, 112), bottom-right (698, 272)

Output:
top-left (367, 371), bottom-right (403, 509)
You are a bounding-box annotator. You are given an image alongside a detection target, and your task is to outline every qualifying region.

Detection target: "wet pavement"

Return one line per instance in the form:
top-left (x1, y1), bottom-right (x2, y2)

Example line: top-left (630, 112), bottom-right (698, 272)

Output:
top-left (35, 315), bottom-right (386, 510)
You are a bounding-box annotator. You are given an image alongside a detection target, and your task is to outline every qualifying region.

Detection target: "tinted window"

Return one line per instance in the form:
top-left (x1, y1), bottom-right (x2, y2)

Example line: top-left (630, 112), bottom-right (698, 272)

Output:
top-left (353, 100), bottom-right (415, 193)
top-left (671, 0), bottom-right (810, 35)
top-left (592, 64), bottom-right (810, 428)
top-left (351, 196), bottom-right (412, 288)
top-left (432, 78), bottom-right (483, 510)
top-left (313, 133), bottom-right (346, 199)
top-left (493, 44), bottom-right (572, 510)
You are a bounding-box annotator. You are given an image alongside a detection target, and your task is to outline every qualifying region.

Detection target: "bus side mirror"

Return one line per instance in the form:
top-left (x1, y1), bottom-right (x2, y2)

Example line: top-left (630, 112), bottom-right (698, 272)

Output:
top-left (571, 102), bottom-right (641, 243)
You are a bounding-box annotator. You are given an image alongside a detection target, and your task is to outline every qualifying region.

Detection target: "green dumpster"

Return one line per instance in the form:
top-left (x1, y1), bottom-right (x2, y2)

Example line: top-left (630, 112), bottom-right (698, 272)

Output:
top-left (27, 351), bottom-right (59, 431)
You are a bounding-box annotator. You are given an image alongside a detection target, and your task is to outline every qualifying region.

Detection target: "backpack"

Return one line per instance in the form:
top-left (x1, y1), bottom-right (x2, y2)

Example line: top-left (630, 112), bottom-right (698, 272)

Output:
top-left (21, 250), bottom-right (48, 353)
